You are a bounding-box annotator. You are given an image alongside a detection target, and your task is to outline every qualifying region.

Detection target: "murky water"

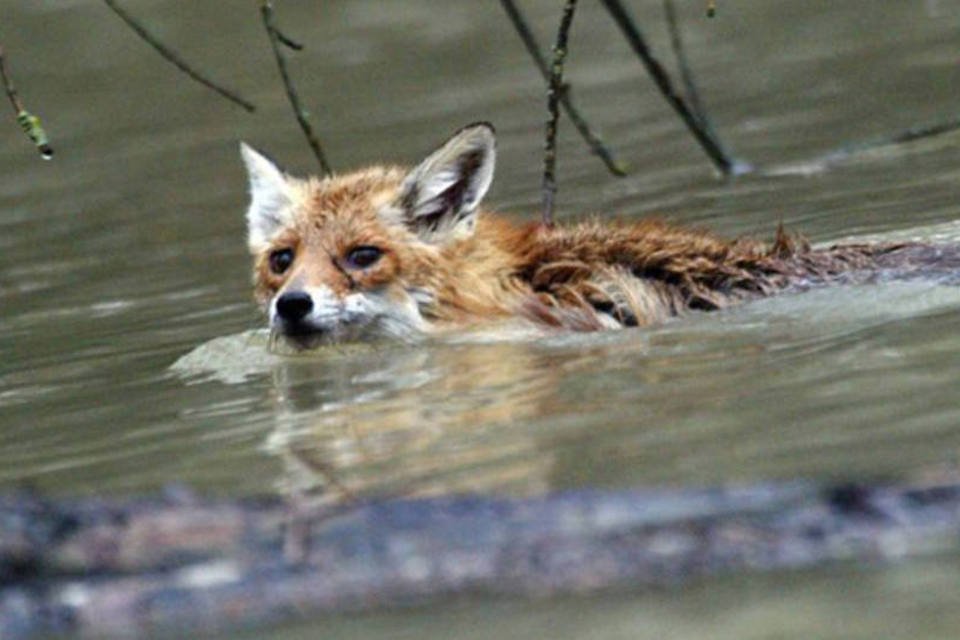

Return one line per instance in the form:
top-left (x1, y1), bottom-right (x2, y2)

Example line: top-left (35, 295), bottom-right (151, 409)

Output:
top-left (3, 0), bottom-right (960, 637)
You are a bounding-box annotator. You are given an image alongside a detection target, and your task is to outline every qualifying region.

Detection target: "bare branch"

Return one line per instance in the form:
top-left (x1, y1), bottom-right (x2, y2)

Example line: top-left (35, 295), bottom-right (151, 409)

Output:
top-left (542, 0), bottom-right (578, 227)
top-left (102, 0), bottom-right (255, 112)
top-left (599, 0), bottom-right (741, 176)
top-left (663, 0), bottom-right (709, 124)
top-left (0, 44), bottom-right (53, 159)
top-left (794, 114), bottom-right (960, 171)
top-left (274, 29), bottom-right (304, 52)
top-left (499, 0), bottom-right (626, 177)
top-left (259, 1), bottom-right (332, 176)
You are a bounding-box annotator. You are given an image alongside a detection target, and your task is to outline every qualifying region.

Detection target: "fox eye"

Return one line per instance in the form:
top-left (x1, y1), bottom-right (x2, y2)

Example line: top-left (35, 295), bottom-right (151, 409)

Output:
top-left (345, 245), bottom-right (383, 269)
top-left (268, 248), bottom-right (295, 275)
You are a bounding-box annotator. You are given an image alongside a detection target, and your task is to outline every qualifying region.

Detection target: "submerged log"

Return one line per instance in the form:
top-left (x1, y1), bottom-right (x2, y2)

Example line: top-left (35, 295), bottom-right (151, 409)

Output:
top-left (2, 479), bottom-right (960, 638)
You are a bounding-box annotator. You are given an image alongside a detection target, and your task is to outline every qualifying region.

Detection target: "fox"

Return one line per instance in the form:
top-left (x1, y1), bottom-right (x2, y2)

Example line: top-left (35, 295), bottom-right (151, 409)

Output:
top-left (241, 122), bottom-right (956, 348)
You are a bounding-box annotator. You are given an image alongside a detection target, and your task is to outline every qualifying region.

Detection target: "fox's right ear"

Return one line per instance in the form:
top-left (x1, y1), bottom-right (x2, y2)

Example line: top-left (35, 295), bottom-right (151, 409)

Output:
top-left (240, 143), bottom-right (296, 250)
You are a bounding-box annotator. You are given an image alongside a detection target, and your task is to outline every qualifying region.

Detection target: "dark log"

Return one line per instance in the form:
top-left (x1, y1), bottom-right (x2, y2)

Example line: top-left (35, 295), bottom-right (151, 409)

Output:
top-left (2, 478), bottom-right (960, 638)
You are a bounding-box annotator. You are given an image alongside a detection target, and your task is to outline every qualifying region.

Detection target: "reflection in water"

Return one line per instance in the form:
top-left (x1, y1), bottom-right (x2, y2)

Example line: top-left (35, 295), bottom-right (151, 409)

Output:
top-left (171, 272), bottom-right (960, 504)
top-left (264, 341), bottom-right (575, 503)
top-left (8, 0), bottom-right (960, 635)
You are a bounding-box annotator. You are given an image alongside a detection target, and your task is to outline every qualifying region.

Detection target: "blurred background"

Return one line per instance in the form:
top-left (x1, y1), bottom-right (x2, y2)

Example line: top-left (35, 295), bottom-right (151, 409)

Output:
top-left (3, 1), bottom-right (960, 638)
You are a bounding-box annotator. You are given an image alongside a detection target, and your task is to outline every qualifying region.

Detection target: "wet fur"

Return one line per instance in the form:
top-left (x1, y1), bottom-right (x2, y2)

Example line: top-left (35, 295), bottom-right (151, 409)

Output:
top-left (243, 124), bottom-right (926, 344)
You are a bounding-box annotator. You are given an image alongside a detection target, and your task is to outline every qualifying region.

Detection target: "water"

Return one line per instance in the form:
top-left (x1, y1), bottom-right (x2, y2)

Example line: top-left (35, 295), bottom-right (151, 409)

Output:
top-left (3, 0), bottom-right (960, 637)
top-left (240, 559), bottom-right (960, 640)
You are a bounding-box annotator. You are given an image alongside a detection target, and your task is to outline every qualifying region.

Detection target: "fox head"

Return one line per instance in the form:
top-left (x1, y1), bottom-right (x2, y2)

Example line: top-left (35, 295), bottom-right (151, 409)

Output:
top-left (242, 123), bottom-right (497, 348)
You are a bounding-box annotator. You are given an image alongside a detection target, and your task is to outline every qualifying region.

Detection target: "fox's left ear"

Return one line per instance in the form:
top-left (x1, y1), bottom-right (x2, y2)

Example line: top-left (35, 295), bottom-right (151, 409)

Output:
top-left (392, 122), bottom-right (495, 243)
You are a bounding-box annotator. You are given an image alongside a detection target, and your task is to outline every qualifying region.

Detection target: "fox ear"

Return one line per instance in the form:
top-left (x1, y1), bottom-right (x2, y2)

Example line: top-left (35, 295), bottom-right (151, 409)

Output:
top-left (394, 123), bottom-right (495, 242)
top-left (240, 142), bottom-right (296, 250)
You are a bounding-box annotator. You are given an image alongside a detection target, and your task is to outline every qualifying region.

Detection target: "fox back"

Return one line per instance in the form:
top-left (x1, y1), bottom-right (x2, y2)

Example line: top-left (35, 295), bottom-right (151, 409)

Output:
top-left (243, 123), bottom-right (931, 349)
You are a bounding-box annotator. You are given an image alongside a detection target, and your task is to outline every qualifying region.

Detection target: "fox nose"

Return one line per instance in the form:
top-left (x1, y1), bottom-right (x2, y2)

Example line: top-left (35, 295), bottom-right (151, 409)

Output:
top-left (275, 291), bottom-right (313, 323)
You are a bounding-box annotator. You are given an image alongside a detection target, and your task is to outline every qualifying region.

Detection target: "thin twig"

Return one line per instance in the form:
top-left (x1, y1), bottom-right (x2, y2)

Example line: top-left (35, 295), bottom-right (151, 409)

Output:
top-left (498, 0), bottom-right (626, 177)
top-left (662, 0), bottom-right (709, 125)
top-left (275, 30), bottom-right (304, 52)
top-left (0, 44), bottom-right (53, 159)
top-left (0, 46), bottom-right (24, 114)
top-left (805, 115), bottom-right (960, 170)
top-left (259, 1), bottom-right (332, 176)
top-left (845, 117), bottom-right (960, 149)
top-left (599, 0), bottom-right (737, 176)
top-left (542, 0), bottom-right (578, 227)
top-left (661, 1), bottom-right (739, 172)
top-left (102, 0), bottom-right (255, 112)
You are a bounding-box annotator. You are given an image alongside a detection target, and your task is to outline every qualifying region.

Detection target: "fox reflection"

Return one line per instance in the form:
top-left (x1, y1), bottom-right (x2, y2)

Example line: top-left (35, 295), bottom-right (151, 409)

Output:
top-left (265, 341), bottom-right (588, 503)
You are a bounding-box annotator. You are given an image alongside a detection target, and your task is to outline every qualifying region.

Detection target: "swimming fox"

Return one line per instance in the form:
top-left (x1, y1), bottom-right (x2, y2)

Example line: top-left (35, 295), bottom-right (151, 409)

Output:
top-left (241, 122), bottom-right (949, 348)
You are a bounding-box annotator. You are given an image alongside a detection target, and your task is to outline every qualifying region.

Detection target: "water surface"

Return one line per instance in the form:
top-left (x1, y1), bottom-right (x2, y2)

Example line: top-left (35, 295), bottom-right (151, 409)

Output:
top-left (3, 1), bottom-right (960, 637)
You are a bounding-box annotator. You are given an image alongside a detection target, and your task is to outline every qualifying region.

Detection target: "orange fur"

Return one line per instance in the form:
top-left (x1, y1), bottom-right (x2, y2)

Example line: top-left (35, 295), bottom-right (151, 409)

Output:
top-left (242, 124), bottom-right (905, 345)
top-left (251, 168), bottom-right (892, 333)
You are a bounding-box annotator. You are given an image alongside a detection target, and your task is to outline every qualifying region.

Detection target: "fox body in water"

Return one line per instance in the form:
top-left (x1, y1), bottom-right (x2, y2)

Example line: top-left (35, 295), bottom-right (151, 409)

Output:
top-left (241, 123), bottom-right (954, 348)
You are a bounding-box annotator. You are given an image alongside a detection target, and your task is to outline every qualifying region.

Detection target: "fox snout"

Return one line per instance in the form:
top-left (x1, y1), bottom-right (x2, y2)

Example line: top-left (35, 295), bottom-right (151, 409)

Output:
top-left (269, 283), bottom-right (423, 346)
top-left (268, 286), bottom-right (355, 345)
top-left (274, 290), bottom-right (313, 324)
top-left (270, 288), bottom-right (324, 342)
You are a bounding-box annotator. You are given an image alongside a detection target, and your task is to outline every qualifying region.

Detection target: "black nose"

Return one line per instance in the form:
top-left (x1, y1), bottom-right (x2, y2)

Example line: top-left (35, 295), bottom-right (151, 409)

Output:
top-left (275, 291), bottom-right (313, 323)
